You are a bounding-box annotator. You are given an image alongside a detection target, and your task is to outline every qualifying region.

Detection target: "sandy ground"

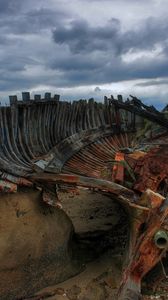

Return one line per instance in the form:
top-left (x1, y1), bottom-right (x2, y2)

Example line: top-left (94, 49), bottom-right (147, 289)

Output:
top-left (34, 250), bottom-right (122, 300)
top-left (59, 188), bottom-right (121, 234)
top-left (26, 251), bottom-right (168, 300)
top-left (24, 188), bottom-right (168, 300)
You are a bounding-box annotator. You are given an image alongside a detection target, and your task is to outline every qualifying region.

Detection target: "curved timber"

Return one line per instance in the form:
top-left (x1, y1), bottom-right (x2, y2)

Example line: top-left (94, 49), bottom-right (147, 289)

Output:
top-left (0, 92), bottom-right (168, 300)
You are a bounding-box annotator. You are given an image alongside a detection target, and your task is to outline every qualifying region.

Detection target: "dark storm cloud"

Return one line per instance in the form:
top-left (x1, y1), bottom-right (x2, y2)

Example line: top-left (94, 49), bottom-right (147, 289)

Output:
top-left (50, 54), bottom-right (104, 71)
top-left (57, 58), bottom-right (168, 87)
top-left (0, 7), bottom-right (68, 35)
top-left (50, 16), bottom-right (168, 87)
top-left (27, 8), bottom-right (68, 28)
top-left (53, 17), bottom-right (168, 55)
top-left (0, 35), bottom-right (12, 45)
top-left (136, 79), bottom-right (168, 87)
top-left (53, 18), bottom-right (121, 54)
top-left (123, 17), bottom-right (168, 52)
top-left (0, 55), bottom-right (37, 72)
top-left (0, 0), bottom-right (23, 14)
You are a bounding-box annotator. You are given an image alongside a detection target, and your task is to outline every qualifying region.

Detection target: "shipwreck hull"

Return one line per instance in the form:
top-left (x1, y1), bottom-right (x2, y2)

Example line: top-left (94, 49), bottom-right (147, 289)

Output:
top-left (0, 93), bottom-right (167, 299)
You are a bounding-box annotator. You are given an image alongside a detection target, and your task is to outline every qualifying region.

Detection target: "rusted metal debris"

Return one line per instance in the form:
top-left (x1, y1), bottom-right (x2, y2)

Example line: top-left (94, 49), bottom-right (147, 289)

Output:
top-left (0, 179), bottom-right (17, 193)
top-left (0, 92), bottom-right (168, 299)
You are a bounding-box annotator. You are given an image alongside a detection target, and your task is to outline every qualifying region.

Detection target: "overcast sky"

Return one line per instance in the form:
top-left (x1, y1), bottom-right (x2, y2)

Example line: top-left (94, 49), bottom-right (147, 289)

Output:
top-left (0, 0), bottom-right (168, 107)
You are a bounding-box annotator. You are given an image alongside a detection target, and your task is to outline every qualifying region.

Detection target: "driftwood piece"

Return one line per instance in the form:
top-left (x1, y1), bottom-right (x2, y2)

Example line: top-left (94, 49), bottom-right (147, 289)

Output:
top-left (110, 97), bottom-right (168, 129)
top-left (29, 173), bottom-right (137, 205)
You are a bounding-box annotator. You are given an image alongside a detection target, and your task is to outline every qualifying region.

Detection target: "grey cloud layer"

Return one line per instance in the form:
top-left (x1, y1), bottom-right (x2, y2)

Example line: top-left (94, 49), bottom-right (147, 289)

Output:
top-left (53, 17), bottom-right (168, 54)
top-left (0, 0), bottom-right (23, 14)
top-left (51, 16), bottom-right (168, 85)
top-left (53, 19), bottom-right (121, 54)
top-left (0, 0), bottom-right (168, 104)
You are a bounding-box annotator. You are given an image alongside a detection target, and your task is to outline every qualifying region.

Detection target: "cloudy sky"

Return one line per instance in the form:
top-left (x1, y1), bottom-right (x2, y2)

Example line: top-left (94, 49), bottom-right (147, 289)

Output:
top-left (0, 0), bottom-right (168, 107)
